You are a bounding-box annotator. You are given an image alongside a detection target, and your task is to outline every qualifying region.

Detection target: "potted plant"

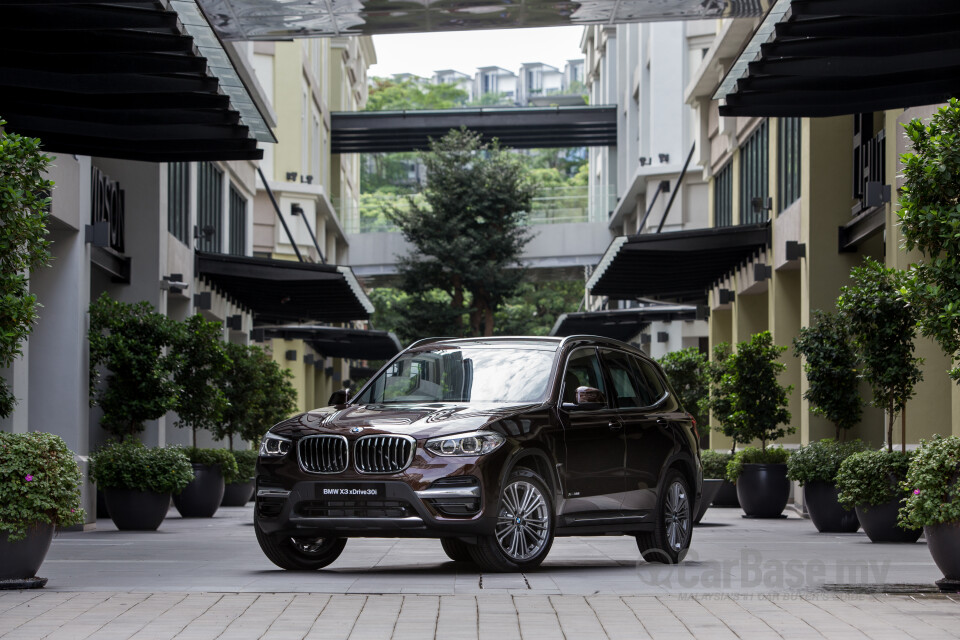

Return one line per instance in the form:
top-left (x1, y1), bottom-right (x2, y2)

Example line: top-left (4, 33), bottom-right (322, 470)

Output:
top-left (703, 342), bottom-right (742, 507)
top-left (658, 347), bottom-right (710, 447)
top-left (726, 446), bottom-right (792, 517)
top-left (787, 439), bottom-right (868, 532)
top-left (89, 441), bottom-right (194, 531)
top-left (836, 449), bottom-right (920, 543)
top-left (170, 314), bottom-right (230, 449)
top-left (899, 435), bottom-right (960, 585)
top-left (0, 432), bottom-right (84, 584)
top-left (172, 448), bottom-right (238, 518)
top-left (719, 332), bottom-right (794, 517)
top-left (222, 449), bottom-right (258, 506)
top-left (695, 450), bottom-right (731, 522)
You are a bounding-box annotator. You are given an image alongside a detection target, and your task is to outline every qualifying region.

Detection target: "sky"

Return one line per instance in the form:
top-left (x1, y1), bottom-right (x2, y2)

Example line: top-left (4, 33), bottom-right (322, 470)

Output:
top-left (368, 27), bottom-right (585, 79)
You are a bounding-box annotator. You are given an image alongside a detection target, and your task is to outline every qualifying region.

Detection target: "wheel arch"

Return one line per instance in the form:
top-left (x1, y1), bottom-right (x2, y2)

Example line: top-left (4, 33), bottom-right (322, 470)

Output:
top-left (500, 446), bottom-right (562, 508)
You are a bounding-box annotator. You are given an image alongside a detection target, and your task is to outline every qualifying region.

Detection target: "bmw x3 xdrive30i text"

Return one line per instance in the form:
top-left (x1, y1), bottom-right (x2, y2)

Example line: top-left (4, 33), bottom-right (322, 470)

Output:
top-left (255, 335), bottom-right (701, 572)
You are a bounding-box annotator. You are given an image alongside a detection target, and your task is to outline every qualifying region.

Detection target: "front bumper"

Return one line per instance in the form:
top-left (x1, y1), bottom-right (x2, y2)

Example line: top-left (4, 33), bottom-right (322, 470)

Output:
top-left (255, 478), bottom-right (497, 539)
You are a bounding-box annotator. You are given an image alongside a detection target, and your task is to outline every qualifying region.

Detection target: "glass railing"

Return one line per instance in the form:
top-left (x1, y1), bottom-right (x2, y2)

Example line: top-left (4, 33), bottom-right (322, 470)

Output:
top-left (336, 185), bottom-right (617, 234)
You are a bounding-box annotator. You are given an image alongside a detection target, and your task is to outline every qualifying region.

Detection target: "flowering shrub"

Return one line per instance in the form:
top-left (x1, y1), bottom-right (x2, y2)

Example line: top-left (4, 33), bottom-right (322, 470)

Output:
top-left (90, 441), bottom-right (193, 495)
top-left (899, 435), bottom-right (960, 529)
top-left (725, 446), bottom-right (791, 483)
top-left (180, 447), bottom-right (240, 484)
top-left (786, 438), bottom-right (869, 486)
top-left (836, 449), bottom-right (913, 510)
top-left (0, 432), bottom-right (84, 541)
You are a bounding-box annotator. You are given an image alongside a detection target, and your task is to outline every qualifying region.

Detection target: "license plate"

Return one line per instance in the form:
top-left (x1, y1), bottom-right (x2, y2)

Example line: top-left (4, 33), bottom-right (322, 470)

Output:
top-left (316, 483), bottom-right (385, 499)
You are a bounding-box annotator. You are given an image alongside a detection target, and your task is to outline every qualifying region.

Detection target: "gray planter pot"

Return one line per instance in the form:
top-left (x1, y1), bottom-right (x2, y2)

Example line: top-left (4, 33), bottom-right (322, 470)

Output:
top-left (804, 481), bottom-right (859, 533)
top-left (712, 480), bottom-right (740, 507)
top-left (173, 463), bottom-right (225, 518)
top-left (221, 479), bottom-right (255, 506)
top-left (103, 488), bottom-right (171, 531)
top-left (736, 463), bottom-right (790, 518)
top-left (0, 522), bottom-right (54, 580)
top-left (855, 494), bottom-right (922, 543)
top-left (695, 479), bottom-right (724, 524)
top-left (925, 521), bottom-right (960, 580)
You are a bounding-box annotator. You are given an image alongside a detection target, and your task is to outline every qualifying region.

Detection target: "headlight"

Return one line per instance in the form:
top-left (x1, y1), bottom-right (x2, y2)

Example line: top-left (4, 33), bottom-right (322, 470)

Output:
top-left (425, 431), bottom-right (505, 457)
top-left (259, 433), bottom-right (292, 457)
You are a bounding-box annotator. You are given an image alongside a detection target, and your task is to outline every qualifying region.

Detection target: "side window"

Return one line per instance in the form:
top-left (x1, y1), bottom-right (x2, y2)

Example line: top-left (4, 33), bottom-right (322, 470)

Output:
top-left (561, 348), bottom-right (607, 405)
top-left (633, 358), bottom-right (667, 406)
top-left (601, 350), bottom-right (644, 409)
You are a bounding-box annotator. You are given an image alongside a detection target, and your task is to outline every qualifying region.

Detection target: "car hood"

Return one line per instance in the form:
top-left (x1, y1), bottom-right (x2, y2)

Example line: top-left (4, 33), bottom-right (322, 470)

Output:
top-left (270, 402), bottom-right (545, 441)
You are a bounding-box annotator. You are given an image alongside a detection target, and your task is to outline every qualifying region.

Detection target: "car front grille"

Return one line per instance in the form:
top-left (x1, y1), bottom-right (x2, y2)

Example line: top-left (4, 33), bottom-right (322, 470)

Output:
top-left (298, 435), bottom-right (348, 474)
top-left (354, 435), bottom-right (415, 474)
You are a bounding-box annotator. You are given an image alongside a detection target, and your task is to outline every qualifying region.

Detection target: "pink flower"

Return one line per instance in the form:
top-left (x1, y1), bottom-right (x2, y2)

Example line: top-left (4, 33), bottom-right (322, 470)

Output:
top-left (913, 489), bottom-right (921, 495)
top-left (24, 474), bottom-right (33, 482)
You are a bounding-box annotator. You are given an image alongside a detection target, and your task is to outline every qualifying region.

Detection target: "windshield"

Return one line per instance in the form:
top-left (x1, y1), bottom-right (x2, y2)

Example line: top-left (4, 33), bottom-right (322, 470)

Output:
top-left (354, 347), bottom-right (557, 404)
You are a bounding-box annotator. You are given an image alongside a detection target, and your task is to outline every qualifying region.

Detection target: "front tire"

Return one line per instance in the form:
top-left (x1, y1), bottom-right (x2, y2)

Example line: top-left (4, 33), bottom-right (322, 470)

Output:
top-left (636, 470), bottom-right (692, 564)
top-left (255, 518), bottom-right (347, 570)
top-left (441, 538), bottom-right (475, 563)
top-left (469, 469), bottom-right (554, 572)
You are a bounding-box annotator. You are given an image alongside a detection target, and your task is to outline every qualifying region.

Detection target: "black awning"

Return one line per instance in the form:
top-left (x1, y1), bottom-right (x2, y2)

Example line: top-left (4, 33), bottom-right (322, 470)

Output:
top-left (587, 224), bottom-right (770, 300)
top-left (0, 1), bottom-right (273, 162)
top-left (252, 326), bottom-right (401, 361)
top-left (196, 252), bottom-right (374, 324)
top-left (550, 305), bottom-right (697, 341)
top-left (331, 106), bottom-right (617, 153)
top-left (716, 0), bottom-right (960, 117)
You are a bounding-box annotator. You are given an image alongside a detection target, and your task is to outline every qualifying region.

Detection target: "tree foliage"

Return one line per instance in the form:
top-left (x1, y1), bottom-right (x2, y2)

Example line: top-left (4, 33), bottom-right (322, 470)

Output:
top-left (703, 342), bottom-right (742, 453)
top-left (793, 310), bottom-right (863, 440)
top-left (89, 440), bottom-right (194, 495)
top-left (786, 438), bottom-right (869, 486)
top-left (836, 449), bottom-right (914, 510)
top-left (214, 343), bottom-right (298, 448)
top-left (88, 293), bottom-right (181, 440)
top-left (837, 259), bottom-right (923, 452)
top-left (493, 281), bottom-right (583, 337)
top-left (387, 128), bottom-right (535, 337)
top-left (365, 77), bottom-right (468, 112)
top-left (170, 314), bottom-right (230, 448)
top-left (657, 347), bottom-right (709, 431)
top-left (899, 435), bottom-right (960, 528)
top-left (898, 98), bottom-right (960, 383)
top-left (0, 119), bottom-right (52, 419)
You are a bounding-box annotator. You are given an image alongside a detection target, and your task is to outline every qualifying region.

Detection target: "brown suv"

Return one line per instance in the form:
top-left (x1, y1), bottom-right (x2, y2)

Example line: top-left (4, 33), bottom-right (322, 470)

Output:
top-left (255, 336), bottom-right (701, 572)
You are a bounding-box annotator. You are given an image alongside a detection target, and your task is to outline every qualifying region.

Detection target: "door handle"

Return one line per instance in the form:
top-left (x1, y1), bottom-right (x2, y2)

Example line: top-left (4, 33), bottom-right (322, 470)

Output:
top-left (608, 421), bottom-right (623, 431)
top-left (656, 417), bottom-right (668, 426)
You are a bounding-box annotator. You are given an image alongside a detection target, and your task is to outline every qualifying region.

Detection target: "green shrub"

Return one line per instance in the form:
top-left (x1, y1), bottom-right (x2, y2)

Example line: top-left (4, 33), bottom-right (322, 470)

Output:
top-left (786, 438), bottom-right (870, 486)
top-left (181, 447), bottom-right (240, 485)
top-left (701, 450), bottom-right (732, 480)
top-left (0, 432), bottom-right (84, 541)
top-left (658, 348), bottom-right (710, 430)
top-left (90, 441), bottom-right (193, 495)
top-left (836, 449), bottom-right (913, 510)
top-left (726, 446), bottom-right (791, 483)
top-left (230, 449), bottom-right (258, 483)
top-left (170, 315), bottom-right (230, 448)
top-left (899, 435), bottom-right (960, 529)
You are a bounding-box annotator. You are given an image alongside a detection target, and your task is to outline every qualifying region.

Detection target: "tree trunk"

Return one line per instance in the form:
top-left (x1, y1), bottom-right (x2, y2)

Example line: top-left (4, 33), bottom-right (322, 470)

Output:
top-left (887, 402), bottom-right (894, 453)
top-left (451, 279), bottom-right (464, 335)
top-left (192, 426), bottom-right (197, 450)
top-left (229, 433), bottom-right (234, 451)
top-left (483, 303), bottom-right (494, 336)
top-left (901, 405), bottom-right (907, 453)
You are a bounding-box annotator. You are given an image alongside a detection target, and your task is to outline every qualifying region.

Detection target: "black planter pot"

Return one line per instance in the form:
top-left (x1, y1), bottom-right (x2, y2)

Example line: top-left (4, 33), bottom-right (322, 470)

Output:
top-left (712, 480), bottom-right (741, 507)
top-left (925, 522), bottom-right (960, 580)
top-left (804, 481), bottom-right (859, 533)
top-left (736, 463), bottom-right (790, 518)
top-left (103, 488), bottom-right (171, 531)
top-left (855, 494), bottom-right (922, 543)
top-left (0, 522), bottom-right (54, 580)
top-left (221, 479), bottom-right (255, 507)
top-left (173, 463), bottom-right (225, 518)
top-left (695, 479), bottom-right (724, 524)
top-left (96, 489), bottom-right (110, 519)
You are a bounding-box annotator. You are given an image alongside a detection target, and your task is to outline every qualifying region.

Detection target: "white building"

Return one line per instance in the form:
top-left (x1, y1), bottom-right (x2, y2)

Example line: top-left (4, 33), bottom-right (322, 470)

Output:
top-left (474, 66), bottom-right (518, 103)
top-left (432, 69), bottom-right (474, 102)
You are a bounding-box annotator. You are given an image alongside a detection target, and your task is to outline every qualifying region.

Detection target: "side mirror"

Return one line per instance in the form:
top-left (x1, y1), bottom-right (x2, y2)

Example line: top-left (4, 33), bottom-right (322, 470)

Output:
top-left (328, 389), bottom-right (349, 406)
top-left (562, 386), bottom-right (607, 411)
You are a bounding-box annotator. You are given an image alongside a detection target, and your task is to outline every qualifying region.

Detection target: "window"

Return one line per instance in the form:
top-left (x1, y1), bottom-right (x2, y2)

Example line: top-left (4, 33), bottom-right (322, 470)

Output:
top-left (196, 162), bottom-right (223, 253)
top-left (739, 120), bottom-right (769, 225)
top-left (777, 117), bottom-right (801, 213)
top-left (714, 162), bottom-right (733, 227)
top-left (634, 359), bottom-right (666, 407)
top-left (602, 350), bottom-right (644, 409)
top-left (562, 348), bottom-right (606, 405)
top-left (228, 185), bottom-right (246, 256)
top-left (167, 162), bottom-right (190, 245)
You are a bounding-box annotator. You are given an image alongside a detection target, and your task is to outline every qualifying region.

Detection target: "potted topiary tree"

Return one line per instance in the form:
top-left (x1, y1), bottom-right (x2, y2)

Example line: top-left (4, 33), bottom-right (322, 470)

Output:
top-left (899, 435), bottom-right (960, 587)
top-left (89, 441), bottom-right (194, 531)
top-left (0, 432), bottom-right (84, 587)
top-left (835, 260), bottom-right (923, 542)
top-left (703, 343), bottom-right (744, 507)
top-left (658, 347), bottom-right (710, 445)
top-left (720, 331), bottom-right (795, 518)
top-left (792, 310), bottom-right (865, 531)
top-left (836, 449), bottom-right (920, 543)
top-left (787, 439), bottom-right (868, 532)
top-left (696, 450), bottom-right (732, 523)
top-left (215, 344), bottom-right (297, 506)
top-left (168, 314), bottom-right (231, 518)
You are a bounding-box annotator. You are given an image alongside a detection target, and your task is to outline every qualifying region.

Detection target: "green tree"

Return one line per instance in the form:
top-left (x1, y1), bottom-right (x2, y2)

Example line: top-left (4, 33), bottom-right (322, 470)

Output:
top-left (0, 119), bottom-right (52, 419)
top-left (704, 342), bottom-right (742, 454)
top-left (170, 314), bottom-right (230, 448)
top-left (365, 77), bottom-right (468, 112)
top-left (793, 310), bottom-right (863, 440)
top-left (898, 99), bottom-right (960, 383)
top-left (467, 91), bottom-right (512, 106)
top-left (214, 343), bottom-right (297, 448)
top-left (657, 348), bottom-right (710, 434)
top-left (368, 287), bottom-right (466, 345)
top-left (723, 331), bottom-right (794, 451)
top-left (493, 281), bottom-right (583, 337)
top-left (837, 259), bottom-right (923, 452)
top-left (88, 293), bottom-right (181, 440)
top-left (388, 128), bottom-right (535, 337)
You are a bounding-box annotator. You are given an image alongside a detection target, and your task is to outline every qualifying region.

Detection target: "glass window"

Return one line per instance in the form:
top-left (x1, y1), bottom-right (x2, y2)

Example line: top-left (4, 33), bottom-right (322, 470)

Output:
top-left (714, 162), bottom-right (733, 227)
top-left (228, 185), bottom-right (246, 256)
top-left (355, 347), bottom-right (556, 405)
top-left (777, 117), bottom-right (801, 213)
top-left (602, 350), bottom-right (645, 409)
top-left (561, 348), bottom-right (607, 404)
top-left (196, 162), bottom-right (223, 253)
top-left (739, 120), bottom-right (769, 225)
top-left (167, 162), bottom-right (190, 246)
top-left (633, 359), bottom-right (667, 407)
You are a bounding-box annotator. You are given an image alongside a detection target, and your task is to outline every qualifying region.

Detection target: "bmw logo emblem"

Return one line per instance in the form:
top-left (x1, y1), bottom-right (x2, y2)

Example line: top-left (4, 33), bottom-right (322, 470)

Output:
top-left (350, 426), bottom-right (363, 434)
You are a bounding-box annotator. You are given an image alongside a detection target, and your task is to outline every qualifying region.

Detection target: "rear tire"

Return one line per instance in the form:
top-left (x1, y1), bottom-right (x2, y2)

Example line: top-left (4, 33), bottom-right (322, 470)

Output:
top-left (636, 470), bottom-right (692, 564)
top-left (469, 469), bottom-right (554, 573)
top-left (441, 538), bottom-right (475, 563)
top-left (255, 517), bottom-right (346, 570)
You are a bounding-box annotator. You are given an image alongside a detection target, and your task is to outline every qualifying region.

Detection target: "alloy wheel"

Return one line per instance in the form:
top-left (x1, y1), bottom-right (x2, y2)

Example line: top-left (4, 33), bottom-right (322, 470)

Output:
top-left (664, 480), bottom-right (689, 551)
top-left (495, 480), bottom-right (550, 561)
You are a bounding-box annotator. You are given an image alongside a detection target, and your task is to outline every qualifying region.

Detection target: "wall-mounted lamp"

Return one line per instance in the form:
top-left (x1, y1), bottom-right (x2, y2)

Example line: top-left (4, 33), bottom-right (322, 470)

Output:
top-left (696, 305), bottom-right (710, 321)
top-left (290, 203), bottom-right (326, 264)
top-left (251, 328), bottom-right (265, 342)
top-left (718, 288), bottom-right (735, 305)
top-left (640, 334), bottom-right (652, 344)
top-left (285, 350), bottom-right (297, 362)
top-left (751, 196), bottom-right (773, 214)
top-left (193, 292), bottom-right (211, 310)
top-left (865, 181), bottom-right (891, 208)
top-left (226, 314), bottom-right (242, 331)
top-left (785, 241), bottom-right (806, 261)
top-left (84, 220), bottom-right (109, 247)
top-left (304, 353), bottom-right (315, 365)
top-left (291, 203), bottom-right (304, 217)
top-left (754, 264), bottom-right (772, 280)
top-left (193, 224), bottom-right (215, 242)
top-left (160, 273), bottom-right (188, 293)
top-left (656, 331), bottom-right (669, 343)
